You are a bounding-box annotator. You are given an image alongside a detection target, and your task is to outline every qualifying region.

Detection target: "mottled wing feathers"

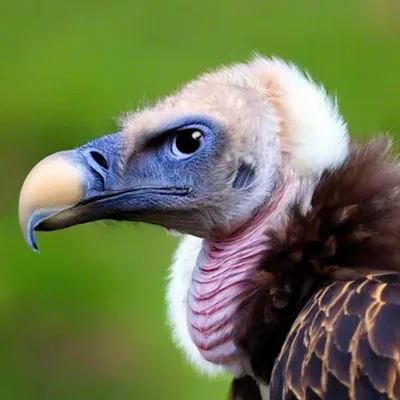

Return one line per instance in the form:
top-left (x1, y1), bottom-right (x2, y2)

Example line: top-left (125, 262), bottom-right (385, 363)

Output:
top-left (270, 273), bottom-right (400, 400)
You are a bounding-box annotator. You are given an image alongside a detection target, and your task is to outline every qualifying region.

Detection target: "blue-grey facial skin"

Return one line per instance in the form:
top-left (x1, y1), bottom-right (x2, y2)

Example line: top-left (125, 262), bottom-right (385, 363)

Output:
top-left (113, 116), bottom-right (225, 209)
top-left (34, 116), bottom-right (232, 239)
top-left (79, 132), bottom-right (124, 194)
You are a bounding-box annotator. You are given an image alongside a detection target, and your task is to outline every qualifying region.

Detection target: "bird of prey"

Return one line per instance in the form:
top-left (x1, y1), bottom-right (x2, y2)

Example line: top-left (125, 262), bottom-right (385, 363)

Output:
top-left (18, 56), bottom-right (400, 399)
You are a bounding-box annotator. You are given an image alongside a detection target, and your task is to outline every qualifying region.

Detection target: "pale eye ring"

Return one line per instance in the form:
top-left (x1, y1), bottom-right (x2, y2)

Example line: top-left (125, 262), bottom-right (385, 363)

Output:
top-left (171, 129), bottom-right (204, 159)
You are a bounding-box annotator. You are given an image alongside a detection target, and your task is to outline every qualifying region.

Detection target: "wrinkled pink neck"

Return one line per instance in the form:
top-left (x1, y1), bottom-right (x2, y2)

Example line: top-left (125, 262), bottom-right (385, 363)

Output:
top-left (187, 186), bottom-right (289, 372)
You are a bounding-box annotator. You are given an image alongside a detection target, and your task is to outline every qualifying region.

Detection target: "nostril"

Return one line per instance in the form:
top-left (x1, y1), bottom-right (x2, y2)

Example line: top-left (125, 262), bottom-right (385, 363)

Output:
top-left (89, 151), bottom-right (109, 171)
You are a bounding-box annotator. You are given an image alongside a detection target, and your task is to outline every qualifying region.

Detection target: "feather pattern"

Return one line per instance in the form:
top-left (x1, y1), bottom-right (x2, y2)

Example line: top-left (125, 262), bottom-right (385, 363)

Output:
top-left (270, 272), bottom-right (400, 399)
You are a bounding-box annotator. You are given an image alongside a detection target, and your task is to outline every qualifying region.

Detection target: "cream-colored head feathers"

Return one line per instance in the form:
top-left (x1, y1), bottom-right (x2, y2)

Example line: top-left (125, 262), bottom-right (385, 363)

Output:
top-left (196, 55), bottom-right (349, 175)
top-left (121, 55), bottom-right (349, 181)
top-left (249, 56), bottom-right (349, 174)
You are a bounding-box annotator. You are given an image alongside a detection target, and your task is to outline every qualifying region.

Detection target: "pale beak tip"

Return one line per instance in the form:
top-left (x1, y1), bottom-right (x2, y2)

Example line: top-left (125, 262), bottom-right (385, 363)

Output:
top-left (18, 151), bottom-right (85, 251)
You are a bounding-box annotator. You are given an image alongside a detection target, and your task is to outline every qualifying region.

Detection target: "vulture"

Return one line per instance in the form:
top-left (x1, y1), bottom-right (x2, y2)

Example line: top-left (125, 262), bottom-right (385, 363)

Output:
top-left (18, 56), bottom-right (400, 400)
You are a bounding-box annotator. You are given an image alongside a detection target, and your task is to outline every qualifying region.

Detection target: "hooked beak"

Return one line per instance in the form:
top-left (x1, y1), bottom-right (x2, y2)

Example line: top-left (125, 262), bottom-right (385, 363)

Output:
top-left (18, 139), bottom-right (192, 252)
top-left (18, 150), bottom-right (95, 252)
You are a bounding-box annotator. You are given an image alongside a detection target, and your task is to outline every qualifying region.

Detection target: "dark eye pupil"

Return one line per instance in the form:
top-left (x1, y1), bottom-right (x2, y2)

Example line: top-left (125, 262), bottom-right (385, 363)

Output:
top-left (175, 130), bottom-right (203, 154)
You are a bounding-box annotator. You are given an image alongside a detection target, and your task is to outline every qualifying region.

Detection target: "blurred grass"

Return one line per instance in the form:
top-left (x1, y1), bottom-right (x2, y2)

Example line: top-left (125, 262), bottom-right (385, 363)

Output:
top-left (1, 0), bottom-right (399, 398)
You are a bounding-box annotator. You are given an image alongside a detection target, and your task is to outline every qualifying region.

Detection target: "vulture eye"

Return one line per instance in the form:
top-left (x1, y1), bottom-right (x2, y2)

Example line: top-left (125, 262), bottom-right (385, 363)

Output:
top-left (171, 129), bottom-right (203, 159)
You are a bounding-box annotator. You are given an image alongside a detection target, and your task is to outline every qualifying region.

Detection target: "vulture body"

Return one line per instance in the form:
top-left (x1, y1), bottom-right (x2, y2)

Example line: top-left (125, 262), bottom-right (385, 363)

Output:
top-left (18, 56), bottom-right (400, 399)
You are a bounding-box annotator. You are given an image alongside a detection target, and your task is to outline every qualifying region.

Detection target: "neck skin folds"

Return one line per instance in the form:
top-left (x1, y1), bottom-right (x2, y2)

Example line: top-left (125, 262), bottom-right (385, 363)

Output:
top-left (166, 175), bottom-right (316, 378)
top-left (186, 179), bottom-right (300, 376)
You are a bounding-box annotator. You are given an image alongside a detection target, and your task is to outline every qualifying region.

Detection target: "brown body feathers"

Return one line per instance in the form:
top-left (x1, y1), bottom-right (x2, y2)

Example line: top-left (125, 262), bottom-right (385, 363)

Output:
top-left (231, 138), bottom-right (400, 399)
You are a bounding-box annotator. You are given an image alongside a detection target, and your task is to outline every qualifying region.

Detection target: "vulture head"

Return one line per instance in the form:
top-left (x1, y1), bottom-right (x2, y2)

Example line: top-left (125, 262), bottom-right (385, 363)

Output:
top-left (19, 56), bottom-right (348, 250)
top-left (20, 56), bottom-right (367, 397)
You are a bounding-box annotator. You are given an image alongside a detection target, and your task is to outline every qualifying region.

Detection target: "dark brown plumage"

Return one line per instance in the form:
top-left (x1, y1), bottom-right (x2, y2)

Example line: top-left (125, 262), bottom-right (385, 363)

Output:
top-left (231, 138), bottom-right (400, 399)
top-left (229, 376), bottom-right (263, 400)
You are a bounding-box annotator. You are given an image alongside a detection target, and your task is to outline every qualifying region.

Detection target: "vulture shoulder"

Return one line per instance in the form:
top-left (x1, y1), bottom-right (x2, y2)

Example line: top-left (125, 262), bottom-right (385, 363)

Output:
top-left (230, 138), bottom-right (400, 400)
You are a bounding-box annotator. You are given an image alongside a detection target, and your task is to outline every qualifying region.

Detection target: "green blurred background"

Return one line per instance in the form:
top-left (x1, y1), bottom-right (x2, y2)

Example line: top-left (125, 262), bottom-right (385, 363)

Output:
top-left (1, 0), bottom-right (399, 398)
